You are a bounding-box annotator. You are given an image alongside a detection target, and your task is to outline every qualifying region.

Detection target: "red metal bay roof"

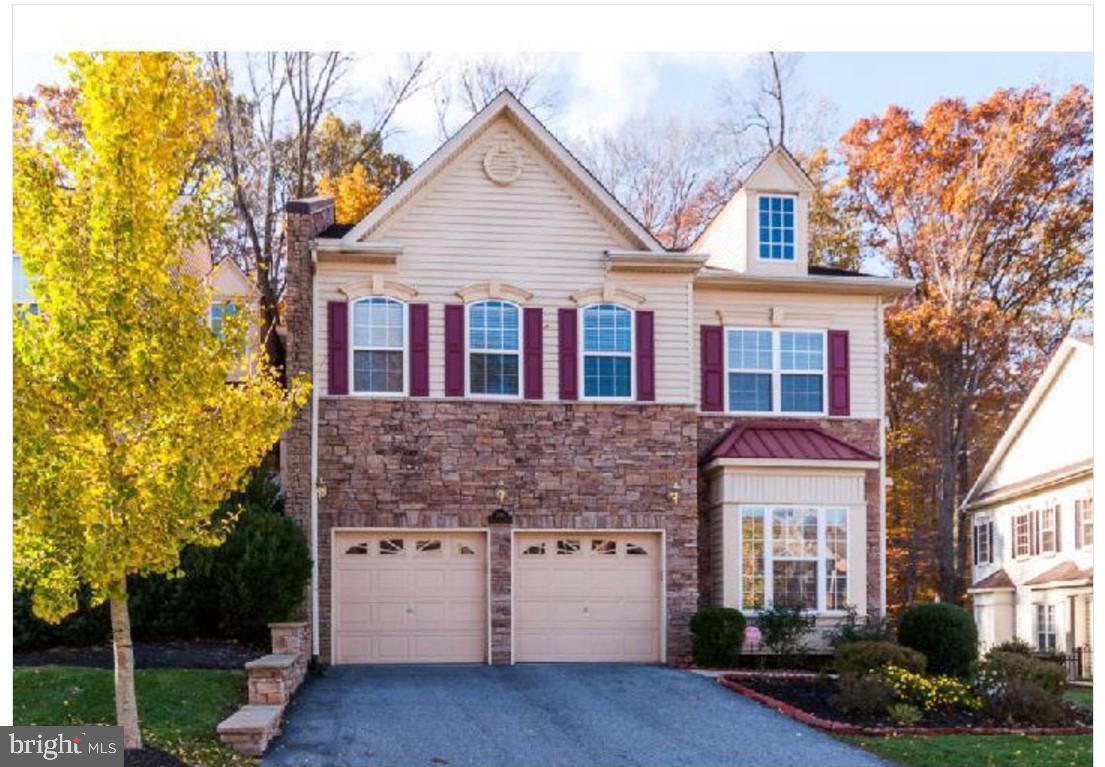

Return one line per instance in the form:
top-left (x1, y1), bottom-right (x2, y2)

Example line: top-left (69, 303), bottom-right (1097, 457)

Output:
top-left (707, 420), bottom-right (878, 462)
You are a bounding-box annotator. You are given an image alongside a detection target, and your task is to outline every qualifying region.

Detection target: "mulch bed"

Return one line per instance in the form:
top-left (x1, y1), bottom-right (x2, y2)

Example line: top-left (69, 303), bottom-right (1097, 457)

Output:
top-left (720, 673), bottom-right (1094, 736)
top-left (15, 641), bottom-right (263, 670)
top-left (125, 747), bottom-right (192, 767)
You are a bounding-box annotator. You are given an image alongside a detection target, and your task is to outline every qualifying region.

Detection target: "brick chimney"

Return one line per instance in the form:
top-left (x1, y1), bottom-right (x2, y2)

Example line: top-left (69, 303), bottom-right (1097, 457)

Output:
top-left (281, 197), bottom-right (333, 642)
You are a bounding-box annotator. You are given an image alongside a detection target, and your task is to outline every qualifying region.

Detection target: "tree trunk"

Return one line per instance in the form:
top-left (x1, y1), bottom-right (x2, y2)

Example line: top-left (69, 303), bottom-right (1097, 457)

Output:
top-left (110, 582), bottom-right (142, 750)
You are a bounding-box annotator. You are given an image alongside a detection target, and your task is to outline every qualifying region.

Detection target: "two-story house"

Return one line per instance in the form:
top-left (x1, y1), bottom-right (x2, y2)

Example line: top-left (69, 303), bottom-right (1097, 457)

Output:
top-left (281, 91), bottom-right (912, 666)
top-left (965, 336), bottom-right (1093, 674)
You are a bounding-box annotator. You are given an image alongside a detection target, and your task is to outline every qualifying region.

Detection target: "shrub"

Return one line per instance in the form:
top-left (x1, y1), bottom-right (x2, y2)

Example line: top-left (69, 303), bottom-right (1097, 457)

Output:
top-left (14, 463), bottom-right (310, 648)
top-left (881, 664), bottom-right (982, 712)
top-left (756, 605), bottom-right (815, 660)
top-left (886, 702), bottom-right (923, 726)
top-left (974, 651), bottom-right (1066, 696)
top-left (981, 679), bottom-right (1067, 726)
top-left (689, 607), bottom-right (746, 667)
top-left (897, 602), bottom-right (978, 677)
top-left (835, 641), bottom-right (926, 676)
top-left (832, 672), bottom-right (894, 715)
top-left (991, 637), bottom-right (1034, 656)
top-left (827, 605), bottom-right (893, 647)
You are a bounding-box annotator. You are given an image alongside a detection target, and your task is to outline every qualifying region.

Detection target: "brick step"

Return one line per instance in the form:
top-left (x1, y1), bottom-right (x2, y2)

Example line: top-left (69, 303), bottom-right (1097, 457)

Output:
top-left (217, 704), bottom-right (283, 757)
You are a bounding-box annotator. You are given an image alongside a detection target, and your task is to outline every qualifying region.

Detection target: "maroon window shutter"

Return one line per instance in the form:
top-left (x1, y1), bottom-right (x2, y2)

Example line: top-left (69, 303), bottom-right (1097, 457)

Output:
top-left (700, 325), bottom-right (724, 412)
top-left (409, 303), bottom-right (429, 396)
top-left (636, 310), bottom-right (655, 402)
top-left (987, 521), bottom-right (994, 563)
top-left (444, 304), bottom-right (465, 397)
top-left (828, 330), bottom-right (850, 416)
top-left (327, 301), bottom-right (348, 395)
top-left (972, 526), bottom-right (979, 565)
top-left (1075, 501), bottom-right (1083, 549)
top-left (558, 308), bottom-right (578, 400)
top-left (1054, 504), bottom-right (1061, 552)
top-left (523, 307), bottom-right (543, 400)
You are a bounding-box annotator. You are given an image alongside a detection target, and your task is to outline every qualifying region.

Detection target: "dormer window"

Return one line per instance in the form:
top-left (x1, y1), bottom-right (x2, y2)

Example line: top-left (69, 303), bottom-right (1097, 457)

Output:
top-left (757, 194), bottom-right (796, 261)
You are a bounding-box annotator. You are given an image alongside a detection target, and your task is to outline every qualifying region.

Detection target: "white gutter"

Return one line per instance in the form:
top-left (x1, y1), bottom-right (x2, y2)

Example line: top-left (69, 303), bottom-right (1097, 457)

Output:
top-left (878, 297), bottom-right (888, 616)
top-left (695, 269), bottom-right (916, 298)
top-left (309, 251), bottom-right (320, 658)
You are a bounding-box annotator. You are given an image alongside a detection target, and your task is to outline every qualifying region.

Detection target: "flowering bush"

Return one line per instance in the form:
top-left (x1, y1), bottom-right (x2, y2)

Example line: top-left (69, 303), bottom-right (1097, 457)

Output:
top-left (880, 664), bottom-right (982, 712)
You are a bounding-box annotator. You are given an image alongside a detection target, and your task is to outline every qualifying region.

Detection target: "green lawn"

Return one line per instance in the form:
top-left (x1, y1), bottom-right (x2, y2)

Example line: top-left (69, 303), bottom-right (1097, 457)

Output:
top-left (845, 734), bottom-right (1093, 767)
top-left (14, 666), bottom-right (252, 767)
top-left (1064, 687), bottom-right (1092, 709)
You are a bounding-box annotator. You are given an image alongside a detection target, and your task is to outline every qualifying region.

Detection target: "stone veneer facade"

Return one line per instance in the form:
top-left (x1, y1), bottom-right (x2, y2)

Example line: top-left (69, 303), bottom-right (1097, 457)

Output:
top-left (281, 199), bottom-right (886, 667)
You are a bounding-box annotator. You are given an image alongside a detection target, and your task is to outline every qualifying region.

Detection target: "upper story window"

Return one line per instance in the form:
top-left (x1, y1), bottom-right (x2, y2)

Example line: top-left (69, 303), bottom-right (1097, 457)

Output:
top-left (352, 296), bottom-right (405, 394)
top-left (757, 194), bottom-right (796, 261)
top-left (209, 301), bottom-right (237, 338)
top-left (1012, 505), bottom-right (1060, 559)
top-left (468, 299), bottom-right (520, 396)
top-left (726, 328), bottom-right (825, 414)
top-left (1076, 495), bottom-right (1093, 548)
top-left (581, 303), bottom-right (633, 399)
top-left (973, 519), bottom-right (993, 565)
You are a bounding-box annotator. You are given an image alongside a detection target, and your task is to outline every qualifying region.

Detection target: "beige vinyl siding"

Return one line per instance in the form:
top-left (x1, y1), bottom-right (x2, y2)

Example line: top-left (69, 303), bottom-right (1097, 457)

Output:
top-left (692, 288), bottom-right (882, 418)
top-left (314, 115), bottom-right (694, 403)
top-left (707, 503), bottom-right (725, 604)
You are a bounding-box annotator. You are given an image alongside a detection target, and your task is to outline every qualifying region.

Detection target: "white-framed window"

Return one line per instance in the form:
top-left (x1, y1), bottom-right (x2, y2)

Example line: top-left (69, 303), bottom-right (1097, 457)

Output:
top-left (351, 296), bottom-right (406, 395)
top-left (738, 505), bottom-right (849, 613)
top-left (757, 194), bottom-right (796, 261)
top-left (1013, 511), bottom-right (1033, 558)
top-left (1076, 495), bottom-right (1094, 548)
top-left (467, 299), bottom-right (521, 397)
top-left (973, 519), bottom-right (993, 565)
top-left (1036, 603), bottom-right (1057, 651)
top-left (581, 303), bottom-right (634, 399)
top-left (1040, 505), bottom-right (1058, 554)
top-left (209, 301), bottom-right (237, 338)
top-left (725, 328), bottom-right (826, 414)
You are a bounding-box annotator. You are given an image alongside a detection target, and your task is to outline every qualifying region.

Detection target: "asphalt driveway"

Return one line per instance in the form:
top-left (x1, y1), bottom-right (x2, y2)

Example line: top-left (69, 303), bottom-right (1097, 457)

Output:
top-left (262, 664), bottom-right (887, 767)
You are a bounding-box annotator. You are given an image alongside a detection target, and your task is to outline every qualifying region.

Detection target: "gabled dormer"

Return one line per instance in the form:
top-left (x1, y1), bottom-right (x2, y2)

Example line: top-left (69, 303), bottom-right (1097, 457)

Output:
top-left (691, 146), bottom-right (815, 277)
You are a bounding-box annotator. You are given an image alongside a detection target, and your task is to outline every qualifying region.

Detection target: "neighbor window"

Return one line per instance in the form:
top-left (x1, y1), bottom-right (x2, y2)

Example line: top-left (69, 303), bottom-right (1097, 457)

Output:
top-left (352, 297), bottom-right (405, 394)
top-left (581, 303), bottom-right (633, 398)
top-left (1040, 505), bottom-right (1058, 554)
top-left (1076, 495), bottom-right (1094, 548)
top-left (1036, 603), bottom-right (1056, 651)
top-left (973, 519), bottom-right (993, 565)
top-left (209, 301), bottom-right (237, 338)
top-left (468, 300), bottom-right (520, 396)
top-left (726, 328), bottom-right (825, 414)
top-left (739, 505), bottom-right (849, 613)
top-left (1014, 512), bottom-right (1033, 558)
top-left (13, 255), bottom-right (37, 314)
top-left (758, 194), bottom-right (796, 261)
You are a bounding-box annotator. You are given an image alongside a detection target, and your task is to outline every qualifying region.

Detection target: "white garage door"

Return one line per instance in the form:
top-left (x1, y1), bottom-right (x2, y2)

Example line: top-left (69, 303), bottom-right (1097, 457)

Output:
top-left (333, 530), bottom-right (487, 664)
top-left (514, 532), bottom-right (662, 662)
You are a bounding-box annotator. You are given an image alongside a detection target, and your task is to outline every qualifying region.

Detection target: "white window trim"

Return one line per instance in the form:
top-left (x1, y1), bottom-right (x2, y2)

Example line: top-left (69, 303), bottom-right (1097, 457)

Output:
top-left (464, 299), bottom-right (523, 400)
top-left (1035, 603), bottom-right (1057, 652)
top-left (1078, 496), bottom-right (1094, 549)
top-left (579, 303), bottom-right (636, 402)
top-left (973, 517), bottom-right (992, 565)
top-left (1013, 511), bottom-right (1032, 559)
top-left (755, 193), bottom-right (798, 263)
top-left (736, 504), bottom-right (849, 616)
top-left (348, 296), bottom-right (409, 397)
top-left (1040, 504), bottom-right (1058, 556)
top-left (723, 327), bottom-right (828, 416)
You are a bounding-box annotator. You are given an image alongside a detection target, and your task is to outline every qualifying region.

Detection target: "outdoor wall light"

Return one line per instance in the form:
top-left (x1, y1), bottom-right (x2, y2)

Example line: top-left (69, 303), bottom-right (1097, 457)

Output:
top-left (495, 482), bottom-right (508, 504)
top-left (315, 477), bottom-right (328, 500)
top-left (668, 481), bottom-right (681, 505)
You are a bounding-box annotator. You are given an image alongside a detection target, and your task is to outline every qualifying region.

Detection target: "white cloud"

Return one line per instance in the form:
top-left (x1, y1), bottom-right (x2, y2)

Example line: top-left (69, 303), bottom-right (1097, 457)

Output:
top-left (558, 53), bottom-right (661, 141)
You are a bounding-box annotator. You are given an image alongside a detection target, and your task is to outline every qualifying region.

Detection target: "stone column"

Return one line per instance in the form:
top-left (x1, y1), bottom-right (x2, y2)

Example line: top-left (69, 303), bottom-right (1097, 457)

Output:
top-left (489, 524), bottom-right (513, 664)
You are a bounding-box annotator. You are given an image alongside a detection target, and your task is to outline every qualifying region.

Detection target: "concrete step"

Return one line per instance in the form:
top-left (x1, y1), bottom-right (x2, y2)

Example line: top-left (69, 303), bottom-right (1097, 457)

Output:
top-left (217, 704), bottom-right (283, 757)
top-left (245, 653), bottom-right (298, 670)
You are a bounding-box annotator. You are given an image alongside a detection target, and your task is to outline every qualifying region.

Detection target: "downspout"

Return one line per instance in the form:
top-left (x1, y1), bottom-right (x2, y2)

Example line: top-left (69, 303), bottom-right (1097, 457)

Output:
top-left (309, 246), bottom-right (321, 658)
top-left (878, 296), bottom-right (888, 616)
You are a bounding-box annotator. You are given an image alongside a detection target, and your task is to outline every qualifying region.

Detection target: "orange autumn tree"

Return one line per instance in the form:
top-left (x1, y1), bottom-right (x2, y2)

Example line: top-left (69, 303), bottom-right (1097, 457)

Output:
top-left (841, 85), bottom-right (1093, 606)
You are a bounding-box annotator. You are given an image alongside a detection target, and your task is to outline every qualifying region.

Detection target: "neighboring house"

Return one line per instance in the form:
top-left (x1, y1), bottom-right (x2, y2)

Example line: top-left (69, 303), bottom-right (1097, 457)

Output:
top-left (280, 91), bottom-right (912, 666)
top-left (965, 336), bottom-right (1093, 674)
top-left (13, 255), bottom-right (37, 313)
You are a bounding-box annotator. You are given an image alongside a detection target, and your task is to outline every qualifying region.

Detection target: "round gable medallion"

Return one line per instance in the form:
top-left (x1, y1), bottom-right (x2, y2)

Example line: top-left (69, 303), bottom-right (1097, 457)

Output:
top-left (483, 143), bottom-right (523, 186)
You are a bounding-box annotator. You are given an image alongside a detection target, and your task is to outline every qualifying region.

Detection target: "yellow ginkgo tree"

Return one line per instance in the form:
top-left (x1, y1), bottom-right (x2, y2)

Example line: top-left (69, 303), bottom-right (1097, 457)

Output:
top-left (13, 53), bottom-right (309, 750)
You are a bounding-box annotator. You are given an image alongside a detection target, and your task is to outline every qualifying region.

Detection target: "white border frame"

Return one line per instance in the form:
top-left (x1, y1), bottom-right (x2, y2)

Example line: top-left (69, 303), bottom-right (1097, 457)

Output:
top-left (723, 326), bottom-right (829, 417)
top-left (464, 298), bottom-right (524, 401)
top-left (509, 528), bottom-right (667, 664)
top-left (754, 192), bottom-right (799, 263)
top-left (578, 303), bottom-right (636, 402)
top-left (348, 296), bottom-right (410, 398)
top-left (329, 526), bottom-right (493, 665)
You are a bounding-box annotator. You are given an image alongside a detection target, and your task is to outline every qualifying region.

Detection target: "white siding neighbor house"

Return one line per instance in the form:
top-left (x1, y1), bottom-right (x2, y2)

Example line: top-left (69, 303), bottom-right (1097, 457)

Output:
top-left (964, 336), bottom-right (1093, 675)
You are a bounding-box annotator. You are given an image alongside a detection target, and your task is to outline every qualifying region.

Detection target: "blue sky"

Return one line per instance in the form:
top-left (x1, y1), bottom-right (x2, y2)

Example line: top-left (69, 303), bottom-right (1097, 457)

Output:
top-left (14, 52), bottom-right (1092, 165)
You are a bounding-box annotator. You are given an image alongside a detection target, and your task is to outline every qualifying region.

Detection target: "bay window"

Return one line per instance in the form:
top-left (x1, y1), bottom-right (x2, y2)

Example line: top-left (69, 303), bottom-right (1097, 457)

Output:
top-left (581, 303), bottom-right (633, 399)
top-left (352, 296), bottom-right (405, 394)
top-left (726, 328), bottom-right (826, 414)
top-left (738, 505), bottom-right (849, 613)
top-left (468, 300), bottom-right (520, 396)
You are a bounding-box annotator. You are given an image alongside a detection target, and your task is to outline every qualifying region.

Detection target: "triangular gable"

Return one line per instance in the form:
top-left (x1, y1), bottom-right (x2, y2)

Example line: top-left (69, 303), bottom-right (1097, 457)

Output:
top-left (342, 90), bottom-right (664, 253)
top-left (742, 145), bottom-right (816, 193)
top-left (964, 337), bottom-right (1093, 506)
top-left (209, 258), bottom-right (258, 300)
